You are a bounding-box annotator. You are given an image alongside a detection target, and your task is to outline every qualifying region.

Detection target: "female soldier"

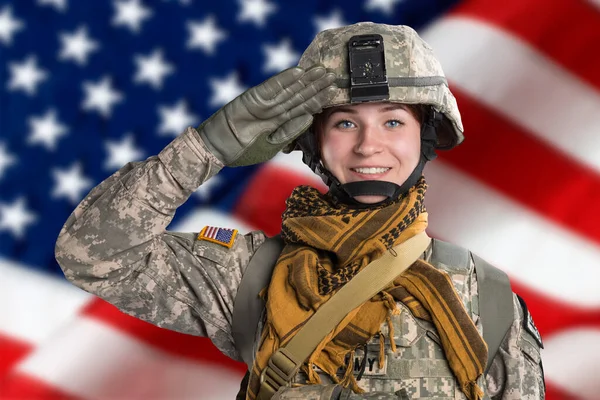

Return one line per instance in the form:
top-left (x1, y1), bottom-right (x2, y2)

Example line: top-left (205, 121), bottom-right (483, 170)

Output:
top-left (55, 22), bottom-right (544, 399)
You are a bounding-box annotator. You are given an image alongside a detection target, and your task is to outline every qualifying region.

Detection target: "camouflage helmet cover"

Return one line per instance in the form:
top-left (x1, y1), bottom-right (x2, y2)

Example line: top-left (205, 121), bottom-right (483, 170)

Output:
top-left (298, 22), bottom-right (464, 148)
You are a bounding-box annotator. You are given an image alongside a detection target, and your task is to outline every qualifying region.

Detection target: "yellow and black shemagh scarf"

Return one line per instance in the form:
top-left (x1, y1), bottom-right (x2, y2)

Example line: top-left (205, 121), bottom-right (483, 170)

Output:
top-left (246, 178), bottom-right (487, 400)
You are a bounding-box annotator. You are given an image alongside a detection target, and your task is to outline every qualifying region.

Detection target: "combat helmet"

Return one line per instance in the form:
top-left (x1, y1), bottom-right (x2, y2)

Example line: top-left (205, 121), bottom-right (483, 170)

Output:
top-left (291, 22), bottom-right (464, 207)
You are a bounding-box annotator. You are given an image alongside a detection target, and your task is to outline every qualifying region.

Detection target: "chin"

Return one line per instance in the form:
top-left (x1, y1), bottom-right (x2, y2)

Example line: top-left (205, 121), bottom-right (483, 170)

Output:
top-left (353, 195), bottom-right (389, 204)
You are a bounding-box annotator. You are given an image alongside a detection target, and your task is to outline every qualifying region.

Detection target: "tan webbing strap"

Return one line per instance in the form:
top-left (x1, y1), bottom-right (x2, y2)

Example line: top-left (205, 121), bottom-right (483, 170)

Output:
top-left (256, 231), bottom-right (432, 400)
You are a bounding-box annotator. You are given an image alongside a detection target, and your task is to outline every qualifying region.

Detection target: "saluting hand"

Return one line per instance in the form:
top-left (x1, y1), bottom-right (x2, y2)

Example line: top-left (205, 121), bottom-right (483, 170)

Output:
top-left (196, 64), bottom-right (337, 167)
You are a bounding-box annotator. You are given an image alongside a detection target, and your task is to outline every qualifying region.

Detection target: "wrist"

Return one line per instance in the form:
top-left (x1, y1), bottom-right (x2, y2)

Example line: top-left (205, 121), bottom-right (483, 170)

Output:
top-left (158, 127), bottom-right (224, 191)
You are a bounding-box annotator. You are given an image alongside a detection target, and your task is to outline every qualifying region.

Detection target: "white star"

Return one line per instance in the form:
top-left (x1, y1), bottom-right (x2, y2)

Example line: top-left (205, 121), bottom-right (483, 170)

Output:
top-left (6, 55), bottom-right (48, 96)
top-left (51, 162), bottom-right (93, 204)
top-left (133, 48), bottom-right (174, 90)
top-left (364, 0), bottom-right (402, 15)
top-left (58, 25), bottom-right (99, 66)
top-left (263, 39), bottom-right (299, 73)
top-left (194, 175), bottom-right (221, 201)
top-left (186, 16), bottom-right (227, 55)
top-left (112, 0), bottom-right (153, 34)
top-left (0, 5), bottom-right (24, 46)
top-left (104, 133), bottom-right (145, 170)
top-left (0, 142), bottom-right (17, 180)
top-left (37, 0), bottom-right (68, 12)
top-left (0, 197), bottom-right (37, 239)
top-left (27, 109), bottom-right (69, 151)
top-left (314, 10), bottom-right (347, 34)
top-left (157, 100), bottom-right (198, 136)
top-left (237, 0), bottom-right (276, 27)
top-left (208, 72), bottom-right (247, 108)
top-left (82, 76), bottom-right (123, 118)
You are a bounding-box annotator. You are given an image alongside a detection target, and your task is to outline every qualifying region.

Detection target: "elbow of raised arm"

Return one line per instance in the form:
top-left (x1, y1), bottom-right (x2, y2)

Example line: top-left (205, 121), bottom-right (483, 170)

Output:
top-left (55, 230), bottom-right (94, 290)
top-left (54, 227), bottom-right (128, 295)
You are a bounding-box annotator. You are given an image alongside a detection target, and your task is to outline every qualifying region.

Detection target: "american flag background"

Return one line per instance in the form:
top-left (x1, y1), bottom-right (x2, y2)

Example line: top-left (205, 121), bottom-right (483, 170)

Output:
top-left (0, 0), bottom-right (599, 398)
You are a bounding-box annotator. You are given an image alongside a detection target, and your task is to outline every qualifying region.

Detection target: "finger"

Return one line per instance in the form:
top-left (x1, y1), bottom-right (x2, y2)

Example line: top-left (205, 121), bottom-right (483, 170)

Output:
top-left (275, 79), bottom-right (337, 122)
top-left (268, 64), bottom-right (329, 104)
top-left (301, 84), bottom-right (338, 114)
top-left (277, 72), bottom-right (336, 113)
top-left (268, 114), bottom-right (313, 145)
top-left (283, 84), bottom-right (337, 121)
top-left (254, 66), bottom-right (305, 100)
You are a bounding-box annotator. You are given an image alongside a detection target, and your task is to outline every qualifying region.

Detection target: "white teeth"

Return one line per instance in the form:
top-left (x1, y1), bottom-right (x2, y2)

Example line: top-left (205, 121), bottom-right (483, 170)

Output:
top-left (352, 167), bottom-right (390, 174)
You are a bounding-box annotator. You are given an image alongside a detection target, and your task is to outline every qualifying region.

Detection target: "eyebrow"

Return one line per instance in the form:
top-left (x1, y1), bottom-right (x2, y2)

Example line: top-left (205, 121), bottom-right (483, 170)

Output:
top-left (326, 104), bottom-right (407, 117)
top-left (378, 104), bottom-right (407, 112)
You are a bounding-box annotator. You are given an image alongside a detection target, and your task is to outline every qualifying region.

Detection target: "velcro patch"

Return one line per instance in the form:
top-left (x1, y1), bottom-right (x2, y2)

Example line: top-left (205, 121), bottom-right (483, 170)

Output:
top-left (517, 295), bottom-right (544, 349)
top-left (197, 226), bottom-right (238, 249)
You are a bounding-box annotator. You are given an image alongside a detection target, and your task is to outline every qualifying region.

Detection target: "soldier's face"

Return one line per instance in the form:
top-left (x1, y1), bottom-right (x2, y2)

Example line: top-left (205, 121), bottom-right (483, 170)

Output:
top-left (319, 102), bottom-right (422, 204)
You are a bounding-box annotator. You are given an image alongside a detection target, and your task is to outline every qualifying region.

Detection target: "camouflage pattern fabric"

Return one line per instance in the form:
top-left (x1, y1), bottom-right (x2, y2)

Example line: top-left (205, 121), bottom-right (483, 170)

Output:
top-left (55, 126), bottom-right (544, 398)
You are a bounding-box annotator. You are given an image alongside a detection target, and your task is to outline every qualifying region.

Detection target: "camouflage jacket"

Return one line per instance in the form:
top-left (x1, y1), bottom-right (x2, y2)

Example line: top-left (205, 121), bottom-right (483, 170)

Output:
top-left (55, 127), bottom-right (544, 399)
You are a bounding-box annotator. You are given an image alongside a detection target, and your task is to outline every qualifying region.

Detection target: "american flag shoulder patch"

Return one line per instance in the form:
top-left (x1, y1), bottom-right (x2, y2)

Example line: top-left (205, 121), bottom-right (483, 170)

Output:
top-left (197, 226), bottom-right (238, 248)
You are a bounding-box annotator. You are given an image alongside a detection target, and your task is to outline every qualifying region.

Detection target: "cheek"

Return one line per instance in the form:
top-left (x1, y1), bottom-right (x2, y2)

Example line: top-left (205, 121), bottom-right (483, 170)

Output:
top-left (390, 133), bottom-right (421, 167)
top-left (320, 133), bottom-right (347, 169)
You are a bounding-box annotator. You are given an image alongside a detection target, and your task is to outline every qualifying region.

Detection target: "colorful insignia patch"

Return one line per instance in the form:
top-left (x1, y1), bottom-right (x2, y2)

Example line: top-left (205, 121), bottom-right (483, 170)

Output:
top-left (197, 226), bottom-right (238, 248)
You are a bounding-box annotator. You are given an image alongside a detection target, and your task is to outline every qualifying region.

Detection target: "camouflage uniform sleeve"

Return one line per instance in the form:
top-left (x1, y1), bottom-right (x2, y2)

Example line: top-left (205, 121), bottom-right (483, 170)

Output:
top-left (55, 127), bottom-right (267, 361)
top-left (485, 293), bottom-right (545, 399)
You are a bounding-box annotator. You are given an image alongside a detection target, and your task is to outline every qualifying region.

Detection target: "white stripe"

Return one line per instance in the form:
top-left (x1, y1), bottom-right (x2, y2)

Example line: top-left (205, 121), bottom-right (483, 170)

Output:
top-left (271, 151), bottom-right (327, 189)
top-left (587, 0), bottom-right (600, 11)
top-left (0, 258), bottom-right (91, 345)
top-left (16, 317), bottom-right (242, 400)
top-left (270, 154), bottom-right (600, 307)
top-left (420, 17), bottom-right (600, 173)
top-left (542, 327), bottom-right (600, 398)
top-left (424, 161), bottom-right (600, 307)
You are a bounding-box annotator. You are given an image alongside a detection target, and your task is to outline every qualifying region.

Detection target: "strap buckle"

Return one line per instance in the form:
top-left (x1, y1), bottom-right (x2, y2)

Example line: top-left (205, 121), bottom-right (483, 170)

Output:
top-left (257, 348), bottom-right (301, 399)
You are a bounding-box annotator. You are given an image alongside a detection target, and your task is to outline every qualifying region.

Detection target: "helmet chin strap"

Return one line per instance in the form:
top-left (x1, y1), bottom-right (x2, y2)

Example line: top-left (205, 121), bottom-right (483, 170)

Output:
top-left (323, 110), bottom-right (441, 208)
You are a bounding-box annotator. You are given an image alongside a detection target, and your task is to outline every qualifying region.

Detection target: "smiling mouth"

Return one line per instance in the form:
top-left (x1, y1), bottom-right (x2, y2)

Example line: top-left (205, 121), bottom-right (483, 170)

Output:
top-left (349, 167), bottom-right (392, 180)
top-left (350, 167), bottom-right (391, 175)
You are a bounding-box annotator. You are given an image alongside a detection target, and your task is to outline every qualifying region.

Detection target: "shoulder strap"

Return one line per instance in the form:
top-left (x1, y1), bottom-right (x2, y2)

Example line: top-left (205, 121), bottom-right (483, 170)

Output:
top-left (232, 234), bottom-right (284, 369)
top-left (430, 238), bottom-right (471, 268)
top-left (429, 239), bottom-right (514, 374)
top-left (472, 253), bottom-right (514, 374)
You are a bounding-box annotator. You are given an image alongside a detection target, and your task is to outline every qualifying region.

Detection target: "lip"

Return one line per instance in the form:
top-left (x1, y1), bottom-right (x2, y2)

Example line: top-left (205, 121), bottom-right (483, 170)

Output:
top-left (349, 167), bottom-right (392, 180)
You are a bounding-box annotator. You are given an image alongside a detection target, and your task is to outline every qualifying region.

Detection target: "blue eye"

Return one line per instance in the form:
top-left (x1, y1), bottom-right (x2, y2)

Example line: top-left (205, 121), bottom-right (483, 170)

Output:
top-left (386, 120), bottom-right (402, 128)
top-left (336, 120), bottom-right (355, 129)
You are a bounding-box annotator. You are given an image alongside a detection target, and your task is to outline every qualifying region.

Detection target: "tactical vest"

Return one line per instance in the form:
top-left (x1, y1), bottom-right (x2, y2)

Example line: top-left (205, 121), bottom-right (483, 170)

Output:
top-left (232, 236), bottom-right (514, 399)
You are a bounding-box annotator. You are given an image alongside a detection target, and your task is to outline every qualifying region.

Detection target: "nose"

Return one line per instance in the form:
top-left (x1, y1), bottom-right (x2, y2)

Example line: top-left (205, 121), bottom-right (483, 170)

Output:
top-left (354, 124), bottom-right (384, 156)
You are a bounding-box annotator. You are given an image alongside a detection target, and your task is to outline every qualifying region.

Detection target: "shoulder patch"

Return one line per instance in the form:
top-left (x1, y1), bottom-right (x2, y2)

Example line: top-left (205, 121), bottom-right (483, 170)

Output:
top-left (517, 294), bottom-right (544, 349)
top-left (197, 226), bottom-right (238, 249)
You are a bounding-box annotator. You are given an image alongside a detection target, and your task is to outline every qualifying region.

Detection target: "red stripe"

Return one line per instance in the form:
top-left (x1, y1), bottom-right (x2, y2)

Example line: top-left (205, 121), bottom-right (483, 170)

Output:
top-left (81, 298), bottom-right (247, 374)
top-left (0, 373), bottom-right (81, 400)
top-left (450, 0), bottom-right (600, 90)
top-left (439, 90), bottom-right (600, 244)
top-left (545, 381), bottom-right (580, 400)
top-left (0, 334), bottom-right (32, 376)
top-left (511, 281), bottom-right (600, 338)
